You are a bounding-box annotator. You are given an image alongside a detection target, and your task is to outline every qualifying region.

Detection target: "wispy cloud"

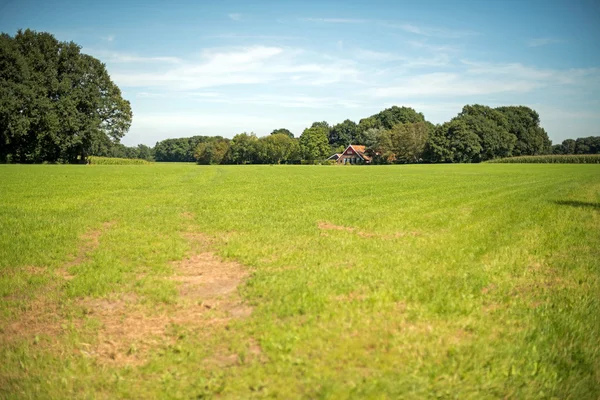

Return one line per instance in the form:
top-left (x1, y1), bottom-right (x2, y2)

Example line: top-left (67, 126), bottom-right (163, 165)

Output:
top-left (527, 37), bottom-right (564, 47)
top-left (378, 22), bottom-right (476, 38)
top-left (228, 13), bottom-right (242, 21)
top-left (101, 35), bottom-right (115, 42)
top-left (370, 62), bottom-right (599, 98)
top-left (353, 48), bottom-right (450, 69)
top-left (302, 18), bottom-right (475, 38)
top-left (110, 46), bottom-right (359, 90)
top-left (84, 49), bottom-right (181, 64)
top-left (407, 40), bottom-right (460, 53)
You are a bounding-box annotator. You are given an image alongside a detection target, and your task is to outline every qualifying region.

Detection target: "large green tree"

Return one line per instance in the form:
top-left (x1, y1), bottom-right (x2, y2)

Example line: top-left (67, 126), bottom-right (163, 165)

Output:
top-left (329, 119), bottom-right (358, 147)
top-left (229, 132), bottom-right (259, 164)
top-left (194, 138), bottom-right (230, 165)
top-left (0, 29), bottom-right (132, 163)
top-left (455, 105), bottom-right (515, 162)
top-left (257, 133), bottom-right (300, 164)
top-left (299, 125), bottom-right (330, 161)
top-left (389, 122), bottom-right (429, 163)
top-left (496, 106), bottom-right (552, 155)
top-left (368, 106), bottom-right (426, 130)
top-left (364, 128), bottom-right (394, 164)
top-left (425, 120), bottom-right (482, 163)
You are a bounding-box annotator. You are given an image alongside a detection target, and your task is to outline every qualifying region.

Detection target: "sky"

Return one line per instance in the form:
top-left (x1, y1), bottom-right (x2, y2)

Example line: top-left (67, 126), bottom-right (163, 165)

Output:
top-left (1, 0), bottom-right (599, 146)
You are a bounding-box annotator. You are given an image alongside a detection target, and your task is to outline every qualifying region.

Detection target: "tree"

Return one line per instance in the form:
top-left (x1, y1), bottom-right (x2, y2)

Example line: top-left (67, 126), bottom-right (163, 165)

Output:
top-left (364, 128), bottom-right (394, 164)
top-left (270, 128), bottom-right (294, 138)
top-left (425, 120), bottom-right (482, 163)
top-left (455, 105), bottom-right (515, 161)
top-left (575, 136), bottom-right (600, 154)
top-left (194, 138), bottom-right (230, 164)
top-left (299, 125), bottom-right (330, 161)
top-left (136, 144), bottom-right (154, 161)
top-left (257, 134), bottom-right (299, 164)
top-left (496, 106), bottom-right (552, 155)
top-left (229, 132), bottom-right (258, 164)
top-left (561, 139), bottom-right (576, 154)
top-left (329, 119), bottom-right (357, 147)
top-left (369, 106), bottom-right (425, 130)
top-left (0, 29), bottom-right (132, 163)
top-left (389, 122), bottom-right (429, 163)
top-left (154, 136), bottom-right (210, 162)
top-left (310, 121), bottom-right (330, 130)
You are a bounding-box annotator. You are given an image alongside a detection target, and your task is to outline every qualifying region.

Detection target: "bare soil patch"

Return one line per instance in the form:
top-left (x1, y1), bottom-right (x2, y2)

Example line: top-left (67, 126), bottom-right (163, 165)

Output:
top-left (75, 234), bottom-right (252, 366)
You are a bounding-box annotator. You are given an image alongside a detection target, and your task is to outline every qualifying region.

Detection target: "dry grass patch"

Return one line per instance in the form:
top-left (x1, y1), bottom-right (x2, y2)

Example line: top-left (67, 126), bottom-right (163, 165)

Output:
top-left (65, 221), bottom-right (116, 268)
top-left (72, 232), bottom-right (252, 366)
top-left (0, 284), bottom-right (65, 348)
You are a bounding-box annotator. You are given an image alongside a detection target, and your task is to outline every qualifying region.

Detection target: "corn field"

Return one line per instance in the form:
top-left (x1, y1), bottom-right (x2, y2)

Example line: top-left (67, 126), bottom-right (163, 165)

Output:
top-left (487, 154), bottom-right (600, 164)
top-left (87, 156), bottom-right (152, 165)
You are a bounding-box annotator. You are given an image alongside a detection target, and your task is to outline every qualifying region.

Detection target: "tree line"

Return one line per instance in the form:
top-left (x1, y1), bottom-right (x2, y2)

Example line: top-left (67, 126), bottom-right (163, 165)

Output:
top-left (149, 105), bottom-right (561, 165)
top-left (2, 30), bottom-right (599, 165)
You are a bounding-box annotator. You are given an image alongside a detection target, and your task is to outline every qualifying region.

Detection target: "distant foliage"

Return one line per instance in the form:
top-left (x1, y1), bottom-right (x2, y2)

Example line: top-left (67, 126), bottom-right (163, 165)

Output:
top-left (552, 136), bottom-right (600, 155)
top-left (362, 106), bottom-right (426, 130)
top-left (154, 136), bottom-right (214, 162)
top-left (487, 154), bottom-right (600, 164)
top-left (96, 143), bottom-right (154, 161)
top-left (329, 119), bottom-right (358, 147)
top-left (270, 128), bottom-right (294, 138)
top-left (390, 122), bottom-right (429, 163)
top-left (194, 138), bottom-right (231, 165)
top-left (88, 156), bottom-right (151, 165)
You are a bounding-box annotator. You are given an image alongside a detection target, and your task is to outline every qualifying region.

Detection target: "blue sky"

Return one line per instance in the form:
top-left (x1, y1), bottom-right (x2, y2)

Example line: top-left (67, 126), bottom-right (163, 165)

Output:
top-left (1, 0), bottom-right (599, 146)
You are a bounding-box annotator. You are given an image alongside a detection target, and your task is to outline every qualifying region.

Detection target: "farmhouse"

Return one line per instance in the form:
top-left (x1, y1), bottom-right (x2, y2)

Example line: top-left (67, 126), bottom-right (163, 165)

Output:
top-left (331, 145), bottom-right (372, 164)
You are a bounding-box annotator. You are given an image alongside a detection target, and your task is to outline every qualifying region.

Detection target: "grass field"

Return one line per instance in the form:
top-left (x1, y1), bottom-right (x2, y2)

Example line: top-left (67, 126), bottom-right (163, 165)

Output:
top-left (1, 163), bottom-right (599, 399)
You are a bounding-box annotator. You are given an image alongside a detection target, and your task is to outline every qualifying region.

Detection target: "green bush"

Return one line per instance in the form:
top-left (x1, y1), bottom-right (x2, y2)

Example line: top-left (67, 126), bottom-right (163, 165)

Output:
top-left (487, 154), bottom-right (600, 164)
top-left (88, 156), bottom-right (152, 165)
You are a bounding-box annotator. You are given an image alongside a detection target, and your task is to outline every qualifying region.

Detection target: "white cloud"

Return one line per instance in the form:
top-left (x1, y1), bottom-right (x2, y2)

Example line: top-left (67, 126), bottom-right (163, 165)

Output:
top-left (101, 35), bottom-right (115, 42)
top-left (228, 13), bottom-right (242, 21)
top-left (110, 46), bottom-right (359, 90)
top-left (370, 72), bottom-right (537, 97)
top-left (370, 62), bottom-right (600, 98)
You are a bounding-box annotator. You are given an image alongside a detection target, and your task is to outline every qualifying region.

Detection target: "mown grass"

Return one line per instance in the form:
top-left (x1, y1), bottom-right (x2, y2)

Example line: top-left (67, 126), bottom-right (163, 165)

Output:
top-left (488, 154), bottom-right (600, 163)
top-left (0, 163), bottom-right (599, 399)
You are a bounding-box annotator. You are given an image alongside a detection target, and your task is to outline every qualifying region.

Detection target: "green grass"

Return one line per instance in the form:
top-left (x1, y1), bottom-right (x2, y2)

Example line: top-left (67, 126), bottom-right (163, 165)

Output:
top-left (1, 163), bottom-right (599, 399)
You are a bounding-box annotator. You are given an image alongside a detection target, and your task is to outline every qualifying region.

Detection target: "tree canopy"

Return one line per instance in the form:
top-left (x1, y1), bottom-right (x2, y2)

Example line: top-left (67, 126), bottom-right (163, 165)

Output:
top-left (270, 128), bottom-right (294, 138)
top-left (299, 125), bottom-right (330, 161)
top-left (0, 29), bottom-right (132, 163)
